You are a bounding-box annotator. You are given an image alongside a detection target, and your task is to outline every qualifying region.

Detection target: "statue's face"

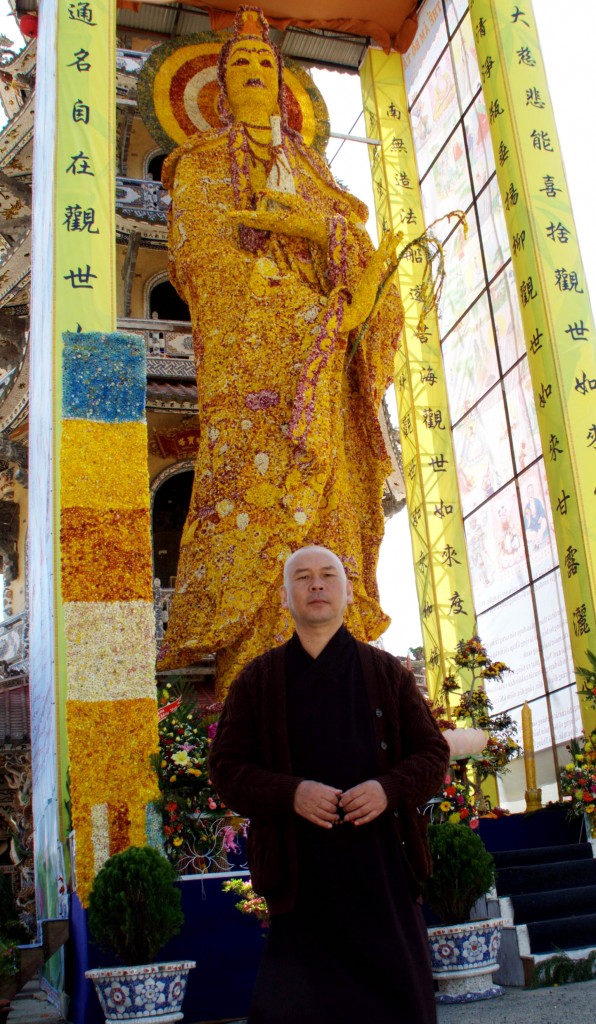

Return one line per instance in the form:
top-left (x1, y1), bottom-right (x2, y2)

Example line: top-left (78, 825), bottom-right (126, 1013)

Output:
top-left (225, 39), bottom-right (279, 121)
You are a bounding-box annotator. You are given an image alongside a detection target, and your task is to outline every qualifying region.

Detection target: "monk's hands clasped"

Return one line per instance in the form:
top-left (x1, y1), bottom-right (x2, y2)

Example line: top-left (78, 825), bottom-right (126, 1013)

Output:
top-left (339, 780), bottom-right (388, 826)
top-left (294, 779), bottom-right (388, 828)
top-left (294, 780), bottom-right (342, 829)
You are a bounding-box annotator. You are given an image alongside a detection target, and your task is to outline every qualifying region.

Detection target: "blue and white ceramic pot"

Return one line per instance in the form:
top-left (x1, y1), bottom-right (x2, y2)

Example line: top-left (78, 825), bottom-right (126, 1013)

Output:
top-left (85, 960), bottom-right (196, 1023)
top-left (427, 918), bottom-right (504, 1003)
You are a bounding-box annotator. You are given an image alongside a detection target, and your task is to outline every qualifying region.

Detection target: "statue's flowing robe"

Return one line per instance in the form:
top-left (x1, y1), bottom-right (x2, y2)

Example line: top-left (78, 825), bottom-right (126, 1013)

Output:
top-left (158, 126), bottom-right (403, 691)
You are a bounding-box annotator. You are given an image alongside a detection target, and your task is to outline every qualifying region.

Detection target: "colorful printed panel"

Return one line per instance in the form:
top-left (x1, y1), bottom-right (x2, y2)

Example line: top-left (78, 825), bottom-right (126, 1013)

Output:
top-left (473, 0), bottom-right (596, 735)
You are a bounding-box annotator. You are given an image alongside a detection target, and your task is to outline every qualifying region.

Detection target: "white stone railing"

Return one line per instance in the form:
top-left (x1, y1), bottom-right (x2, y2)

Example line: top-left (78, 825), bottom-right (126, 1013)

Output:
top-left (117, 318), bottom-right (194, 380)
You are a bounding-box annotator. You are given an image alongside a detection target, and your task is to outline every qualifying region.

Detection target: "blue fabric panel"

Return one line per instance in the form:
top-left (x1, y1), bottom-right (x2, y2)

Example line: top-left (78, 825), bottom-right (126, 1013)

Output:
top-left (477, 804), bottom-right (582, 852)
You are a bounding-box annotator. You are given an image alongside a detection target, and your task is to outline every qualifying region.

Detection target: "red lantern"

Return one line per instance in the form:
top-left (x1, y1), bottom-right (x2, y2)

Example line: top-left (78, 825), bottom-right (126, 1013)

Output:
top-left (18, 14), bottom-right (38, 39)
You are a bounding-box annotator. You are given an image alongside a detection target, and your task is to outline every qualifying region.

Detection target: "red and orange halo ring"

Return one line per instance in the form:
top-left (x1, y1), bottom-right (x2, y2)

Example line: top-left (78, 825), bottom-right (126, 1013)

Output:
top-left (138, 30), bottom-right (330, 157)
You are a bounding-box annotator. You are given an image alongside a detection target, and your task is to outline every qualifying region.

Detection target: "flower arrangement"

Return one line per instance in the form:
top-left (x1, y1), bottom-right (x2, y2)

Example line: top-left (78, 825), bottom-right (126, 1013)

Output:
top-left (222, 877), bottom-right (269, 928)
top-left (430, 773), bottom-right (479, 829)
top-left (560, 731), bottom-right (596, 835)
top-left (443, 636), bottom-right (522, 783)
top-left (425, 637), bottom-right (521, 820)
top-left (474, 732), bottom-right (521, 784)
top-left (156, 681), bottom-right (245, 871)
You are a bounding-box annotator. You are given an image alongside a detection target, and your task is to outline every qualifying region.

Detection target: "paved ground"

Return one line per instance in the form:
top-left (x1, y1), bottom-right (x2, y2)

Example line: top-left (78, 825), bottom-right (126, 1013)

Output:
top-left (436, 978), bottom-right (596, 1024)
top-left (7, 977), bottom-right (596, 1023)
top-left (207, 980), bottom-right (596, 1024)
top-left (6, 981), bottom-right (64, 1024)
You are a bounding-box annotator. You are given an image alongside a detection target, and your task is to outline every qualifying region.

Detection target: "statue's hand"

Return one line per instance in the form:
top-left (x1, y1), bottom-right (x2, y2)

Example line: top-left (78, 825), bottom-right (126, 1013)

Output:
top-left (342, 229), bottom-right (403, 333)
top-left (229, 191), bottom-right (328, 247)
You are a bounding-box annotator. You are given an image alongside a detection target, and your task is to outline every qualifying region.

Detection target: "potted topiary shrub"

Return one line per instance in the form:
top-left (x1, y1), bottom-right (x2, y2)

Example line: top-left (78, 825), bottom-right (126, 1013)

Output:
top-left (424, 823), bottom-right (504, 1004)
top-left (84, 846), bottom-right (195, 1023)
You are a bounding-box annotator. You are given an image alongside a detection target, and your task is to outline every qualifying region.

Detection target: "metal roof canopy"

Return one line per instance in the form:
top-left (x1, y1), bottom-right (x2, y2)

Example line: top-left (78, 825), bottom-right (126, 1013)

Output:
top-left (116, 4), bottom-right (370, 72)
top-left (13, 1), bottom-right (370, 72)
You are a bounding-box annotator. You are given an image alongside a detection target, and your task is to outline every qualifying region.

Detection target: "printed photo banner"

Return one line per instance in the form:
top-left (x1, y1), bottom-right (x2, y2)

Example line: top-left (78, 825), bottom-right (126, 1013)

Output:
top-left (473, 0), bottom-right (596, 733)
top-left (55, 0), bottom-right (116, 338)
top-left (360, 47), bottom-right (476, 700)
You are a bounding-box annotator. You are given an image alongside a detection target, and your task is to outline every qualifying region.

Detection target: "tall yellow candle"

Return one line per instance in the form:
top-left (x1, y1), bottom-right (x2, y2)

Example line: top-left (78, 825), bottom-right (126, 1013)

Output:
top-left (522, 702), bottom-right (536, 789)
top-left (522, 702), bottom-right (542, 811)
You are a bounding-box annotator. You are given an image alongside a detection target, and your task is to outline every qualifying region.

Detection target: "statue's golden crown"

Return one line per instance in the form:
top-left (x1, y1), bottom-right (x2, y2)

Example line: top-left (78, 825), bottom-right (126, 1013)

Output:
top-left (234, 6), bottom-right (271, 43)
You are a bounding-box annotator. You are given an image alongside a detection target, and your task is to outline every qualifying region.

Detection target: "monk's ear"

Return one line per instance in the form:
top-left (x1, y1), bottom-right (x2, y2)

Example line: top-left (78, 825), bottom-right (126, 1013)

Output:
top-left (346, 579), bottom-right (354, 605)
top-left (280, 585), bottom-right (289, 609)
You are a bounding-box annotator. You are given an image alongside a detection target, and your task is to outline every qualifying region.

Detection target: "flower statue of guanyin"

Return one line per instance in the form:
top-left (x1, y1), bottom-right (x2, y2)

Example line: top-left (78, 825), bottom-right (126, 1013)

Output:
top-left (147, 7), bottom-right (404, 693)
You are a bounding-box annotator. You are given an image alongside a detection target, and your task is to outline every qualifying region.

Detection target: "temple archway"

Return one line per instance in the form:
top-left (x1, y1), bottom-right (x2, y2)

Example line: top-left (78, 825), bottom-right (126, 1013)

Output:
top-left (151, 464), bottom-right (194, 587)
top-left (147, 277), bottom-right (190, 323)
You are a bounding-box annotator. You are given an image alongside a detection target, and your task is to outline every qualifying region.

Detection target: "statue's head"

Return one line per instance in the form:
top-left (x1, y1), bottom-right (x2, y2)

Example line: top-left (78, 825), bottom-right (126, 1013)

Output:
top-left (217, 6), bottom-right (284, 125)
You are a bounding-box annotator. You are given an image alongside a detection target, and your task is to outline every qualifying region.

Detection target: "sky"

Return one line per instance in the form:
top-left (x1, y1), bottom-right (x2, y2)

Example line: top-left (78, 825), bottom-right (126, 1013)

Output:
top-left (0, 1), bottom-right (593, 654)
top-left (0, 2), bottom-right (20, 53)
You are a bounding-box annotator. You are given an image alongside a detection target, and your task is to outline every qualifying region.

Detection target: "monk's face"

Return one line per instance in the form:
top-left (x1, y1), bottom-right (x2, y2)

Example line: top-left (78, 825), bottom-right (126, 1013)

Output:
top-left (281, 549), bottom-right (353, 632)
top-left (224, 39), bottom-right (279, 122)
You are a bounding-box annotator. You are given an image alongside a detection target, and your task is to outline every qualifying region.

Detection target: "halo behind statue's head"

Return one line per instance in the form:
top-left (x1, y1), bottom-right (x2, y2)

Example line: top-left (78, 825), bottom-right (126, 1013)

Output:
top-left (137, 5), bottom-right (330, 157)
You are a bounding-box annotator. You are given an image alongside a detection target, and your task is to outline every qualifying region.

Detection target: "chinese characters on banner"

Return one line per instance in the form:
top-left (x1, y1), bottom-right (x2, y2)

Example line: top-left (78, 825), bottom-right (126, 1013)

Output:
top-left (55, 0), bottom-right (115, 337)
top-left (360, 49), bottom-right (476, 700)
top-left (473, 0), bottom-right (596, 733)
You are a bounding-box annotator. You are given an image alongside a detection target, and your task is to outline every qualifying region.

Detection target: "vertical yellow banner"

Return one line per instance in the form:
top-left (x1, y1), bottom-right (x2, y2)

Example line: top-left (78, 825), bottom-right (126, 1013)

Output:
top-left (55, 3), bottom-right (159, 902)
top-left (53, 0), bottom-right (117, 820)
top-left (473, 0), bottom-right (596, 733)
top-left (55, 0), bottom-right (116, 336)
top-left (360, 49), bottom-right (476, 699)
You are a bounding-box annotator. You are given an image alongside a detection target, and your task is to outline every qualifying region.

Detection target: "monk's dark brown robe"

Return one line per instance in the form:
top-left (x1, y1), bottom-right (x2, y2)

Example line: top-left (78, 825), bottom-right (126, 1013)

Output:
top-left (248, 627), bottom-right (438, 1024)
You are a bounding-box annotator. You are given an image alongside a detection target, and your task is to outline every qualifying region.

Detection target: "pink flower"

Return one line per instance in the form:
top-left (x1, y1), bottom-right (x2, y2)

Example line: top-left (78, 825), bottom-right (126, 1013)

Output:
top-left (208, 723), bottom-right (218, 739)
top-left (222, 825), bottom-right (240, 854)
top-left (245, 389), bottom-right (280, 411)
top-left (208, 797), bottom-right (217, 810)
